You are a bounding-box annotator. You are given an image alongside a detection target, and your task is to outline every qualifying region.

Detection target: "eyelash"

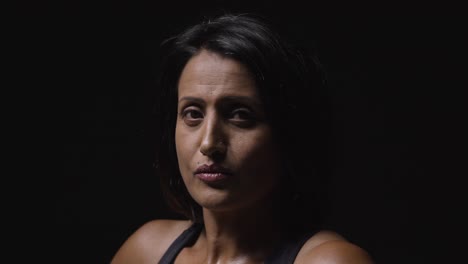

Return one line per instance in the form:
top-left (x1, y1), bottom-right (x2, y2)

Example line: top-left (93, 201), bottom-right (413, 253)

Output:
top-left (179, 107), bottom-right (255, 124)
top-left (180, 108), bottom-right (203, 119)
top-left (230, 109), bottom-right (254, 120)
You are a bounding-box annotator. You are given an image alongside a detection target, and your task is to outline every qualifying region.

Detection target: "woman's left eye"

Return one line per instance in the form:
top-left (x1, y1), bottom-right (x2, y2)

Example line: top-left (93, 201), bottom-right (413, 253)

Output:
top-left (228, 109), bottom-right (257, 128)
top-left (231, 110), bottom-right (252, 120)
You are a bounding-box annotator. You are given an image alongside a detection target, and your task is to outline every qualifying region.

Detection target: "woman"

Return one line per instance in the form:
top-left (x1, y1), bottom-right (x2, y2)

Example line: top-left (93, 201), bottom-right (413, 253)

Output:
top-left (112, 13), bottom-right (374, 264)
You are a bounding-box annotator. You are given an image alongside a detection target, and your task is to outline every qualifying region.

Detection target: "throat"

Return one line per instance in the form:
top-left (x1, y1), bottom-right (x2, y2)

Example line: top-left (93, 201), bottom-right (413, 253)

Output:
top-left (194, 208), bottom-right (282, 263)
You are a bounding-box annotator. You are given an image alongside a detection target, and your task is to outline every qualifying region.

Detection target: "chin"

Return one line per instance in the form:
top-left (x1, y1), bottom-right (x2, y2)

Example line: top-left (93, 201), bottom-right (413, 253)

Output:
top-left (192, 187), bottom-right (272, 214)
top-left (191, 187), bottom-right (236, 210)
top-left (195, 188), bottom-right (259, 214)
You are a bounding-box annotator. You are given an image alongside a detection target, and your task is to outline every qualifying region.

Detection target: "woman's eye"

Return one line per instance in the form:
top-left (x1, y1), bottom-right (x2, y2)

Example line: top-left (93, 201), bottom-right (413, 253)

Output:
top-left (181, 108), bottom-right (203, 125)
top-left (229, 109), bottom-right (256, 127)
top-left (231, 110), bottom-right (252, 120)
top-left (184, 110), bottom-right (203, 119)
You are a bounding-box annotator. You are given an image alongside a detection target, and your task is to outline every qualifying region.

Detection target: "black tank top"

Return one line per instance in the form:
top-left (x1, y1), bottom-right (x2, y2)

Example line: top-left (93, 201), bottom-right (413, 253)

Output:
top-left (158, 223), bottom-right (315, 264)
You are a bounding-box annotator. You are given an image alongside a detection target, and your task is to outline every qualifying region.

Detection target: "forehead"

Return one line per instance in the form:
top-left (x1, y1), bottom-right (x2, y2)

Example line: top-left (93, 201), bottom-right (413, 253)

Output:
top-left (177, 50), bottom-right (258, 98)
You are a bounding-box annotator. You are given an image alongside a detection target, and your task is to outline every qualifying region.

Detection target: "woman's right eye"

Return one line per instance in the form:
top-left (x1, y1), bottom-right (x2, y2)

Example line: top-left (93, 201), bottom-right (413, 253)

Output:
top-left (181, 108), bottom-right (203, 125)
top-left (184, 110), bottom-right (203, 119)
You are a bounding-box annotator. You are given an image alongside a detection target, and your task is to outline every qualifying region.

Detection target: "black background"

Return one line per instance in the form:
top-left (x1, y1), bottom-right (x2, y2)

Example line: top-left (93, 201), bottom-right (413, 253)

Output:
top-left (24, 1), bottom-right (464, 263)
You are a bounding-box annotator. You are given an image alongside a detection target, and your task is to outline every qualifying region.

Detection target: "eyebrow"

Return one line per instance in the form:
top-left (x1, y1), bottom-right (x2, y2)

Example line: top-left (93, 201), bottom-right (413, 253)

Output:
top-left (178, 96), bottom-right (205, 104)
top-left (178, 96), bottom-right (262, 108)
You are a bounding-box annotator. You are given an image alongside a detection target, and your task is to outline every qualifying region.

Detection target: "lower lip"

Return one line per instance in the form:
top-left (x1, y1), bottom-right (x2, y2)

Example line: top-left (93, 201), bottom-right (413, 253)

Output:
top-left (195, 173), bottom-right (230, 183)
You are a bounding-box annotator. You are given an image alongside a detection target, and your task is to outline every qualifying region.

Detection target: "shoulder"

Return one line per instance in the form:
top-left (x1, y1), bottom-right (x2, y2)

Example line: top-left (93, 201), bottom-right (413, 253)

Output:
top-left (295, 230), bottom-right (375, 264)
top-left (111, 219), bottom-right (192, 264)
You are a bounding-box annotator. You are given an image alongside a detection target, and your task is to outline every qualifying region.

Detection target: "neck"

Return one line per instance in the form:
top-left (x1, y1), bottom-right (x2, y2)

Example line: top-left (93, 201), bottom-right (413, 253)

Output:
top-left (197, 199), bottom-right (281, 263)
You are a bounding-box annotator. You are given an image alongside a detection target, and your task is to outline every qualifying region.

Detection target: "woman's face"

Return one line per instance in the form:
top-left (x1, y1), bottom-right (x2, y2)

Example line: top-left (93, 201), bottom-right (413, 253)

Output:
top-left (175, 49), bottom-right (281, 212)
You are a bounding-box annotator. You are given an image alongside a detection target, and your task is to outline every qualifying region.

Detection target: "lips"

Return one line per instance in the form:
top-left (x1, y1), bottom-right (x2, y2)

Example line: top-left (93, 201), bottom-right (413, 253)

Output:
top-left (194, 164), bottom-right (233, 183)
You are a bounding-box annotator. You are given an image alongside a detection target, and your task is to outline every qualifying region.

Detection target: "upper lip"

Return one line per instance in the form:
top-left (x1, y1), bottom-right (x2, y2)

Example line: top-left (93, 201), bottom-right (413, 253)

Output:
top-left (194, 164), bottom-right (233, 175)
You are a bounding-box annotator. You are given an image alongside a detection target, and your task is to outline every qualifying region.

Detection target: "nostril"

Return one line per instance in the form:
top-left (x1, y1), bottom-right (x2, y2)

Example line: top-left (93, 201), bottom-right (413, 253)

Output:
top-left (200, 140), bottom-right (227, 158)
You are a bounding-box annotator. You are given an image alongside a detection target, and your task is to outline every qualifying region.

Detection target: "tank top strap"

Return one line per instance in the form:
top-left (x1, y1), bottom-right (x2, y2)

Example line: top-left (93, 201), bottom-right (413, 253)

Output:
top-left (265, 231), bottom-right (316, 264)
top-left (158, 223), bottom-right (203, 264)
top-left (158, 223), bottom-right (315, 264)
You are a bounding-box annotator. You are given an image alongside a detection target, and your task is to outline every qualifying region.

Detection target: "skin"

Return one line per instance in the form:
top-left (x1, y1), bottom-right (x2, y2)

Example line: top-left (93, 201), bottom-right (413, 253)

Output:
top-left (175, 49), bottom-right (281, 213)
top-left (111, 49), bottom-right (375, 264)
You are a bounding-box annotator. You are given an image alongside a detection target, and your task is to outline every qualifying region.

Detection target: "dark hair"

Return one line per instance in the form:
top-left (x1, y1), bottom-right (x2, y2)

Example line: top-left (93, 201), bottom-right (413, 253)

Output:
top-left (155, 13), bottom-right (330, 231)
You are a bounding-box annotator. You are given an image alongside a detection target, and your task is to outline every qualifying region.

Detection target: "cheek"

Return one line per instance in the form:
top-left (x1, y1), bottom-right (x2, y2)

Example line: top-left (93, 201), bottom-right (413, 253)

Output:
top-left (234, 130), bottom-right (281, 175)
top-left (175, 124), bottom-right (192, 168)
top-left (174, 125), bottom-right (182, 155)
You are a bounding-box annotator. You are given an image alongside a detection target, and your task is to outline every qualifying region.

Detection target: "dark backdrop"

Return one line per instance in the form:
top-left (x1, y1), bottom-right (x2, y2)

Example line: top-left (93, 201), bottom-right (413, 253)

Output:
top-left (40, 1), bottom-right (466, 263)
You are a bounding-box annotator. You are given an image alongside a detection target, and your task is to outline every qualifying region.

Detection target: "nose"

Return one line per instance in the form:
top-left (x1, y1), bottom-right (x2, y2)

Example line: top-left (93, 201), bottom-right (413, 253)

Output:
top-left (199, 114), bottom-right (227, 158)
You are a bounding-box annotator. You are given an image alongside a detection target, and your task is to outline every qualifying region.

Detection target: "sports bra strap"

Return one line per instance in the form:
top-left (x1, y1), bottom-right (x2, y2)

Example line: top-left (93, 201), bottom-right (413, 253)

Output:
top-left (158, 223), bottom-right (203, 264)
top-left (158, 223), bottom-right (314, 264)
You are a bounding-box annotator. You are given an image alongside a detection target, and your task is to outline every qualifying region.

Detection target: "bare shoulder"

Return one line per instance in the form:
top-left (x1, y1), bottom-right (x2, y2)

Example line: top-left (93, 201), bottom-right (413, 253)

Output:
top-left (111, 219), bottom-right (192, 264)
top-left (295, 230), bottom-right (375, 264)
